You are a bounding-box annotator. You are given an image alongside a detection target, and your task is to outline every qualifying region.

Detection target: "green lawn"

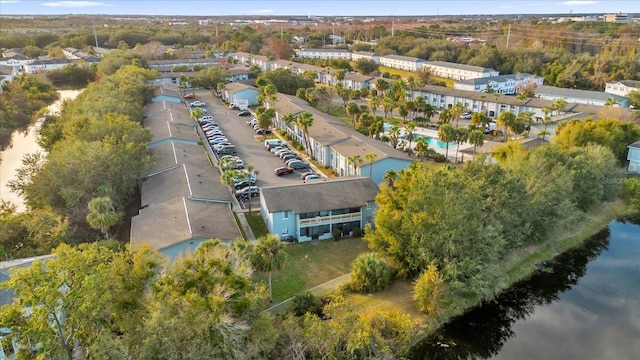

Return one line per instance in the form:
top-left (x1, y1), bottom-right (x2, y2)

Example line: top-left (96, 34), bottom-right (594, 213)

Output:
top-left (245, 212), bottom-right (269, 239)
top-left (377, 66), bottom-right (455, 88)
top-left (253, 237), bottom-right (370, 302)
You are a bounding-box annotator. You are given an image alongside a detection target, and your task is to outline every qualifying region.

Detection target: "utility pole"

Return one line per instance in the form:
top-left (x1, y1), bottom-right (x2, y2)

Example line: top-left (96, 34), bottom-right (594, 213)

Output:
top-left (215, 22), bottom-right (219, 47)
top-left (391, 19), bottom-right (395, 37)
top-left (92, 18), bottom-right (99, 48)
top-left (506, 24), bottom-right (511, 49)
top-left (281, 23), bottom-right (283, 41)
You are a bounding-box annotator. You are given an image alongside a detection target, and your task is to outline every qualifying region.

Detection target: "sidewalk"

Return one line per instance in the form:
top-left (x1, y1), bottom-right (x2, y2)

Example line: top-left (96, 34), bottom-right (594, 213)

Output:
top-left (235, 211), bottom-right (256, 241)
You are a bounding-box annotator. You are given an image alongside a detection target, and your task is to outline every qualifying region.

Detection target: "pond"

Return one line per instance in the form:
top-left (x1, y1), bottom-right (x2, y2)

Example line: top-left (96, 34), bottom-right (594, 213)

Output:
top-left (407, 217), bottom-right (640, 359)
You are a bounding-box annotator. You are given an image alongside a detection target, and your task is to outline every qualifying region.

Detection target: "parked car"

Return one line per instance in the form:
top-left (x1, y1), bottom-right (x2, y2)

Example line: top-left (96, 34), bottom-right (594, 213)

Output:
top-left (265, 139), bottom-right (285, 149)
top-left (205, 131), bottom-right (224, 137)
top-left (247, 118), bottom-right (258, 126)
top-left (304, 174), bottom-right (321, 180)
top-left (209, 139), bottom-right (229, 145)
top-left (235, 186), bottom-right (260, 198)
top-left (221, 159), bottom-right (244, 170)
top-left (255, 128), bottom-right (272, 135)
top-left (190, 101), bottom-right (206, 107)
top-left (300, 171), bottom-right (316, 180)
top-left (288, 160), bottom-right (309, 169)
top-left (461, 112), bottom-right (472, 119)
top-left (233, 180), bottom-right (254, 190)
top-left (183, 93), bottom-right (195, 99)
top-left (282, 154), bottom-right (301, 163)
top-left (198, 116), bottom-right (214, 122)
top-left (274, 167), bottom-right (294, 176)
top-left (233, 170), bottom-right (256, 184)
top-left (237, 110), bottom-right (251, 116)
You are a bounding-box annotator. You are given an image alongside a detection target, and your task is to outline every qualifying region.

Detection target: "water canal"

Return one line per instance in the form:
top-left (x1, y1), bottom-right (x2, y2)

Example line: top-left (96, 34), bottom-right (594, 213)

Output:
top-left (408, 217), bottom-right (640, 360)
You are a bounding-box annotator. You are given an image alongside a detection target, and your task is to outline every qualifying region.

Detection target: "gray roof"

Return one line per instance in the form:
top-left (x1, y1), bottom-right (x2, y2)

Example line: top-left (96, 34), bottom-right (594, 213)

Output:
top-left (1, 255), bottom-right (54, 306)
top-left (261, 177), bottom-right (378, 214)
top-left (536, 85), bottom-right (628, 101)
top-left (381, 54), bottom-right (425, 63)
top-left (457, 73), bottom-right (538, 86)
top-left (299, 48), bottom-right (351, 53)
top-left (344, 72), bottom-right (374, 82)
top-left (424, 61), bottom-right (496, 73)
top-left (353, 51), bottom-right (378, 56)
top-left (629, 140), bottom-right (640, 149)
top-left (225, 82), bottom-right (257, 93)
top-left (611, 80), bottom-right (640, 88)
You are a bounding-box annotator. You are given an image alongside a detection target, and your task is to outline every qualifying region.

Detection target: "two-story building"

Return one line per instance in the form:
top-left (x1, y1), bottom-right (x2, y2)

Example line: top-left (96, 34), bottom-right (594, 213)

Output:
top-left (24, 58), bottom-right (73, 74)
top-left (260, 177), bottom-right (379, 241)
top-left (351, 51), bottom-right (380, 64)
top-left (627, 140), bottom-right (640, 174)
top-left (222, 82), bottom-right (259, 107)
top-left (535, 85), bottom-right (630, 108)
top-left (296, 48), bottom-right (352, 61)
top-left (342, 72), bottom-right (374, 91)
top-left (422, 61), bottom-right (499, 80)
top-left (379, 54), bottom-right (425, 72)
top-left (454, 73), bottom-right (544, 95)
top-left (605, 80), bottom-right (640, 98)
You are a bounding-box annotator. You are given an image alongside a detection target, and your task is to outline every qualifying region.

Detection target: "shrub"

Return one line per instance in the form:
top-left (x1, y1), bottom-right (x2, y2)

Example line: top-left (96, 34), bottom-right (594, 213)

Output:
top-left (413, 263), bottom-right (446, 316)
top-left (291, 292), bottom-right (322, 317)
top-left (332, 228), bottom-right (341, 241)
top-left (352, 227), bottom-right (362, 237)
top-left (350, 252), bottom-right (393, 293)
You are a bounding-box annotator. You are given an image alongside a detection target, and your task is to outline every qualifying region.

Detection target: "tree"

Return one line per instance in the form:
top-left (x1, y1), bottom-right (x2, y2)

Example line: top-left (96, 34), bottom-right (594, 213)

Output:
top-left (627, 90), bottom-right (640, 109)
top-left (375, 79), bottom-right (389, 96)
top-left (413, 262), bottom-right (446, 316)
top-left (604, 97), bottom-right (619, 107)
top-left (346, 101), bottom-right (361, 129)
top-left (552, 98), bottom-right (567, 116)
top-left (414, 136), bottom-right (429, 159)
top-left (252, 234), bottom-right (287, 302)
top-left (190, 106), bottom-right (205, 121)
top-left (383, 169), bottom-right (399, 188)
top-left (405, 121), bottom-right (416, 155)
top-left (517, 111), bottom-right (535, 137)
top-left (0, 243), bottom-right (161, 360)
top-left (86, 196), bottom-right (121, 240)
top-left (382, 96), bottom-right (396, 118)
top-left (365, 152), bottom-right (378, 178)
top-left (256, 107), bottom-right (275, 138)
top-left (368, 95), bottom-right (381, 115)
top-left (388, 125), bottom-right (401, 149)
top-left (354, 58), bottom-right (379, 75)
top-left (468, 129), bottom-right (485, 154)
top-left (350, 252), bottom-right (393, 292)
top-left (454, 127), bottom-right (469, 162)
top-left (471, 111), bottom-right (490, 129)
top-left (347, 154), bottom-right (363, 176)
top-left (538, 105), bottom-right (553, 141)
top-left (297, 111), bottom-right (314, 158)
top-left (496, 110), bottom-right (516, 142)
top-left (438, 123), bottom-right (456, 160)
top-left (450, 102), bottom-right (465, 128)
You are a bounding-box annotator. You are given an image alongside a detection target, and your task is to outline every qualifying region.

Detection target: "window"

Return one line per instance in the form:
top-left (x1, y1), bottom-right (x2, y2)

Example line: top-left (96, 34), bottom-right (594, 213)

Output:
top-left (282, 211), bottom-right (288, 220)
top-left (282, 227), bottom-right (289, 235)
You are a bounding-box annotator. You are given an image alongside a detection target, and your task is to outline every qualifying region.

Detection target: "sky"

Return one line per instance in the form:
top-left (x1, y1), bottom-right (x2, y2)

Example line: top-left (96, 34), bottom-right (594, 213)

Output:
top-left (0, 0), bottom-right (638, 16)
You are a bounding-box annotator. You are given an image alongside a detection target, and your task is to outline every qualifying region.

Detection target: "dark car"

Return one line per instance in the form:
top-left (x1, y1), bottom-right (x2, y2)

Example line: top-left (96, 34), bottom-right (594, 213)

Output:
top-left (282, 154), bottom-right (301, 163)
top-left (274, 167), bottom-right (294, 176)
top-left (255, 128), bottom-right (272, 135)
top-left (183, 93), bottom-right (195, 99)
top-left (237, 110), bottom-right (251, 116)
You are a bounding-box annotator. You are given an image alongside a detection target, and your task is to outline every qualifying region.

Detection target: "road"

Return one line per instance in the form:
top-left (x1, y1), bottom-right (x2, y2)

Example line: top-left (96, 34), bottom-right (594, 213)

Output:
top-left (194, 91), bottom-right (317, 209)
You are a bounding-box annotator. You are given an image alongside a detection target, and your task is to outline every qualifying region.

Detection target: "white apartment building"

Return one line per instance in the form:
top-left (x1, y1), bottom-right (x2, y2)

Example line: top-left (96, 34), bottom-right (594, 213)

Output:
top-left (605, 80), bottom-right (640, 97)
top-left (379, 54), bottom-right (425, 72)
top-left (423, 61), bottom-right (499, 81)
top-left (454, 73), bottom-right (544, 95)
top-left (296, 48), bottom-right (352, 61)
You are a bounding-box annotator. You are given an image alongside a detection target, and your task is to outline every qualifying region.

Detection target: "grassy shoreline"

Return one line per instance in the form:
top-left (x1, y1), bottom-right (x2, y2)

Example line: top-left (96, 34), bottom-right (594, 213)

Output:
top-left (405, 199), bottom-right (633, 345)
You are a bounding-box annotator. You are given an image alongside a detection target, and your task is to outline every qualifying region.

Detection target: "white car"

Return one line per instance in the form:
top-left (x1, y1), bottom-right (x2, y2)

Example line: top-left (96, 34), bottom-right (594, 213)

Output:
top-left (199, 116), bottom-right (214, 122)
top-left (190, 101), bottom-right (206, 107)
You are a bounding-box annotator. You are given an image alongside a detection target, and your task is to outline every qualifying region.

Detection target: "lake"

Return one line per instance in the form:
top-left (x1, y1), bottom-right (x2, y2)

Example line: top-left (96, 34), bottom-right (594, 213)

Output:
top-left (407, 217), bottom-right (640, 360)
top-left (0, 90), bottom-right (81, 212)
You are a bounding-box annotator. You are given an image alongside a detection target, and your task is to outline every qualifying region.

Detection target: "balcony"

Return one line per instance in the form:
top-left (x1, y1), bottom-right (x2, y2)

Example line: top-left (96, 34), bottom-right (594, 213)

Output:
top-left (298, 212), bottom-right (361, 226)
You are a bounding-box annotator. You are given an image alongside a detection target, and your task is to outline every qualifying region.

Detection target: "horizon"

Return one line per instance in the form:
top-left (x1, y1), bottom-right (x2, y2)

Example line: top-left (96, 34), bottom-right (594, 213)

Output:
top-left (0, 0), bottom-right (638, 17)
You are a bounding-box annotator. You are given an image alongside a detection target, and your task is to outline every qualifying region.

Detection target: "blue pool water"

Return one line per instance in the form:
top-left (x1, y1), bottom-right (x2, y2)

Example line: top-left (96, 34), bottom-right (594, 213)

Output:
top-left (398, 134), bottom-right (456, 150)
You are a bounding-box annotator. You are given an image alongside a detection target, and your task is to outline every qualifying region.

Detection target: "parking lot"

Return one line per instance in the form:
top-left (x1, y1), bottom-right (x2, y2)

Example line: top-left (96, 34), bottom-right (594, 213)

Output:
top-left (190, 91), bottom-right (322, 208)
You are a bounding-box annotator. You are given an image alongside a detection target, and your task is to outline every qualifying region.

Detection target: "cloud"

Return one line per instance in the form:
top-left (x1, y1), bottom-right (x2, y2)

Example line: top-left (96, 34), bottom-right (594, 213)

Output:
top-left (0, 0), bottom-right (21, 3)
top-left (41, 1), bottom-right (111, 7)
top-left (247, 9), bottom-right (274, 14)
top-left (558, 1), bottom-right (598, 5)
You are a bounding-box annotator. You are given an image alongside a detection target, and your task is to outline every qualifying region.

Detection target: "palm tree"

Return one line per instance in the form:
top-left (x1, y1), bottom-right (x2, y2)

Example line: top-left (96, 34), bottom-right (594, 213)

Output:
top-left (454, 127), bottom-right (469, 162)
top-left (471, 112), bottom-right (489, 129)
top-left (438, 123), bottom-right (457, 160)
top-left (86, 196), bottom-right (121, 240)
top-left (388, 125), bottom-right (401, 149)
top-left (365, 152), bottom-right (377, 178)
top-left (539, 105), bottom-right (553, 141)
top-left (604, 97), bottom-right (619, 107)
top-left (450, 102), bottom-right (465, 128)
top-left (405, 122), bottom-right (416, 155)
top-left (347, 154), bottom-right (363, 176)
top-left (346, 101), bottom-right (361, 129)
top-left (375, 79), bottom-right (389, 96)
top-left (369, 96), bottom-right (381, 115)
top-left (297, 111), bottom-right (314, 158)
top-left (496, 111), bottom-right (516, 142)
top-left (438, 108), bottom-right (453, 125)
top-left (257, 108), bottom-right (275, 139)
top-left (468, 129), bottom-right (485, 154)
top-left (252, 234), bottom-right (287, 302)
top-left (517, 111), bottom-right (535, 137)
top-left (382, 97), bottom-right (396, 118)
top-left (552, 98), bottom-right (567, 116)
top-left (369, 120), bottom-right (384, 139)
top-left (407, 76), bottom-right (416, 100)
top-left (383, 169), bottom-right (398, 188)
top-left (282, 112), bottom-right (296, 130)
top-left (414, 136), bottom-right (429, 159)
top-left (391, 78), bottom-right (407, 103)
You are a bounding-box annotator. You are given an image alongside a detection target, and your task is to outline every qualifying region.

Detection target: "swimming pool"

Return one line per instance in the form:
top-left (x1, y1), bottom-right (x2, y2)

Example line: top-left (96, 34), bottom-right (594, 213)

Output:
top-left (398, 134), bottom-right (456, 150)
